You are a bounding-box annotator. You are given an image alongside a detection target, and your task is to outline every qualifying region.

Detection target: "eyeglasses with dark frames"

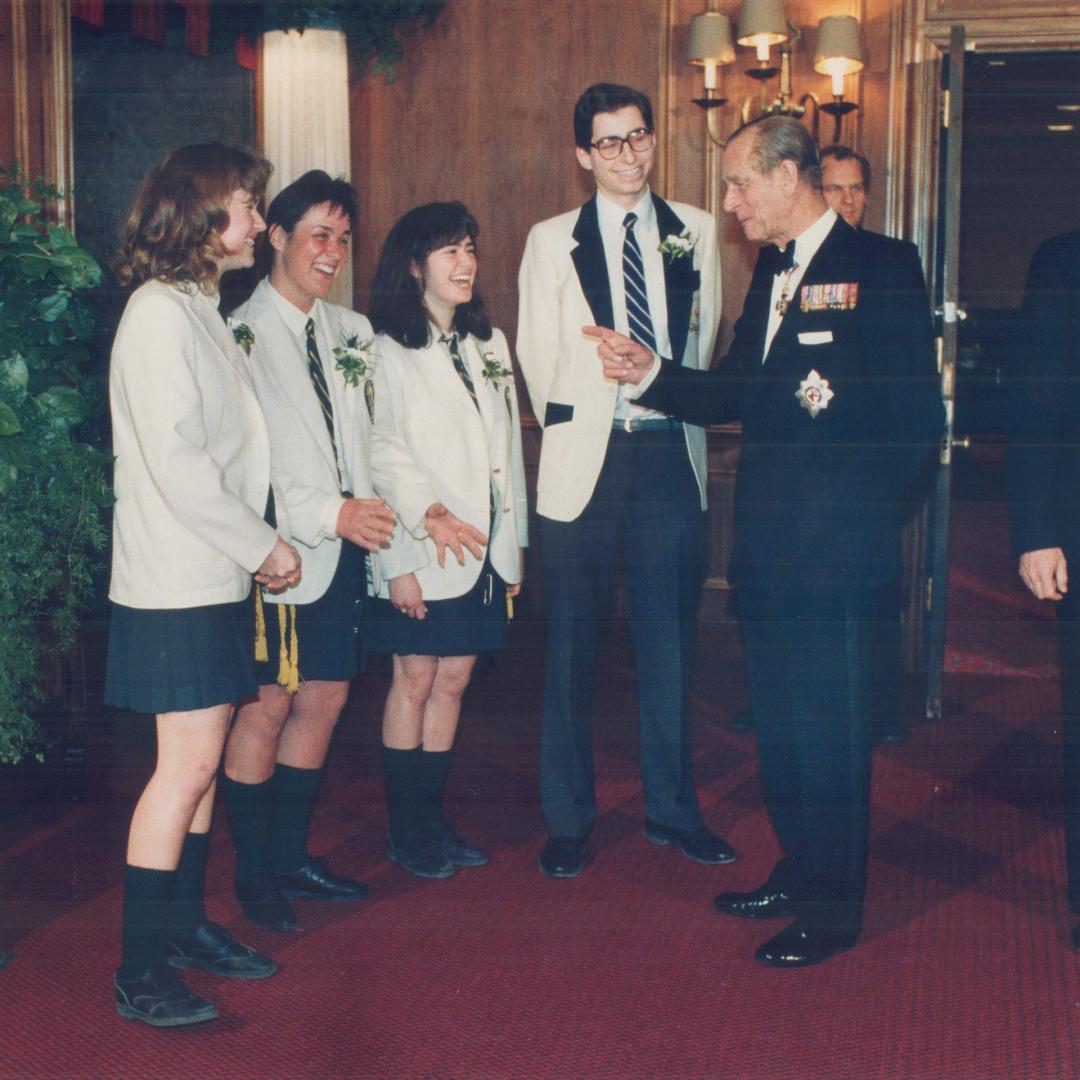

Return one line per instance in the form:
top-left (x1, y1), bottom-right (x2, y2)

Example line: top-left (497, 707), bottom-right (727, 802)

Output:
top-left (589, 128), bottom-right (656, 160)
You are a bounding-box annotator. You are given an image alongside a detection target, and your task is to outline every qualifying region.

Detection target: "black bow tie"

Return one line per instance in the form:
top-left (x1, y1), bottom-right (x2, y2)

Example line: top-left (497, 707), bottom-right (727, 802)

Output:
top-left (769, 240), bottom-right (796, 274)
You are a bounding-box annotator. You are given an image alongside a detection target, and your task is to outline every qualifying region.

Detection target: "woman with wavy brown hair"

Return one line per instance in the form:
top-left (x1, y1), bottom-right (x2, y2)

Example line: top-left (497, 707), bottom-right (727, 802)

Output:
top-left (107, 144), bottom-right (301, 1027)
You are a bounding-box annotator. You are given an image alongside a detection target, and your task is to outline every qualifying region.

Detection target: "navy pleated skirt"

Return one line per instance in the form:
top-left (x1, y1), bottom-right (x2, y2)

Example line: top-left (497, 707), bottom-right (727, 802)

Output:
top-left (105, 598), bottom-right (258, 714)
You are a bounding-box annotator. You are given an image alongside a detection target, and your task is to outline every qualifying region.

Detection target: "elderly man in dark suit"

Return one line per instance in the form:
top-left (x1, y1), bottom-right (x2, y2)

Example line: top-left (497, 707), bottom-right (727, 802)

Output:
top-left (591, 115), bottom-right (943, 967)
top-left (1008, 229), bottom-right (1080, 949)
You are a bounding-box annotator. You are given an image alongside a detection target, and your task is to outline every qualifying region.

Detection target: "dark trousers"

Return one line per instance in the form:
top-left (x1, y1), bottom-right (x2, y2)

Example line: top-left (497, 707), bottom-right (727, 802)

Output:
top-left (739, 587), bottom-right (876, 933)
top-left (538, 426), bottom-right (706, 839)
top-left (1055, 588), bottom-right (1080, 913)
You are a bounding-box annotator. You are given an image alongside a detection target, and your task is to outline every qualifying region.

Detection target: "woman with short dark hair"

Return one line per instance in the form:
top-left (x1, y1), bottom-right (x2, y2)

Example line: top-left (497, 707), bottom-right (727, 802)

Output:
top-left (108, 144), bottom-right (301, 1027)
top-left (367, 202), bottom-right (528, 879)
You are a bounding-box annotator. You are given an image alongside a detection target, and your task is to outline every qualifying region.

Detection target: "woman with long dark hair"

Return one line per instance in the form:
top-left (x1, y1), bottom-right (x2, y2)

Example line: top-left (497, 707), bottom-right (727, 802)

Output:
top-left (367, 201), bottom-right (527, 879)
top-left (107, 144), bottom-right (301, 1027)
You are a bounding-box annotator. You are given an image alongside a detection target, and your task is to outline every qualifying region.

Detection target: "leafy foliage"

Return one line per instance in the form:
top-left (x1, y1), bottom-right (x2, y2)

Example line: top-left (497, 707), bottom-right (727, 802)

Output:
top-left (0, 164), bottom-right (111, 764)
top-left (227, 1), bottom-right (446, 81)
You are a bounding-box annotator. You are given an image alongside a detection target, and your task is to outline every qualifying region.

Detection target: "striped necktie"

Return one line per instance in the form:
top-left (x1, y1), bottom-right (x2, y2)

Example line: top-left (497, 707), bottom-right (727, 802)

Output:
top-left (306, 317), bottom-right (342, 487)
top-left (442, 333), bottom-right (480, 413)
top-left (622, 212), bottom-right (657, 352)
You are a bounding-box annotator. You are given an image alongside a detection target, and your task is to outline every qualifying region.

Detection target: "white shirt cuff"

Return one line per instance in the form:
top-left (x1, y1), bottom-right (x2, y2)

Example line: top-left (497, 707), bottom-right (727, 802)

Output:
top-left (623, 354), bottom-right (663, 400)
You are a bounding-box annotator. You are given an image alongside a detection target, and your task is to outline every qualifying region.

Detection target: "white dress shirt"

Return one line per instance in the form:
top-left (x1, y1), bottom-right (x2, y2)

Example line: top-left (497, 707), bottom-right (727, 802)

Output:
top-left (265, 285), bottom-right (351, 498)
top-left (763, 208), bottom-right (837, 360)
top-left (597, 188), bottom-right (671, 421)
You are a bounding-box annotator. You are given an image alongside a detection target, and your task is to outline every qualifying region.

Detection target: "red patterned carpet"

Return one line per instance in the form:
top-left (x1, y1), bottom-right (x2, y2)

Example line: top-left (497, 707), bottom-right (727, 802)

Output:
top-left (2, 449), bottom-right (1078, 1079)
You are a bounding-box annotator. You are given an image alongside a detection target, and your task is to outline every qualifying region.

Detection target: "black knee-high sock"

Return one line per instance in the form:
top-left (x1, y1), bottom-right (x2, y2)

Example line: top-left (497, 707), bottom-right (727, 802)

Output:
top-left (223, 775), bottom-right (273, 878)
top-left (270, 764), bottom-right (322, 875)
top-left (381, 746), bottom-right (424, 846)
top-left (419, 748), bottom-right (453, 828)
top-left (167, 832), bottom-right (209, 933)
top-left (119, 864), bottom-right (176, 976)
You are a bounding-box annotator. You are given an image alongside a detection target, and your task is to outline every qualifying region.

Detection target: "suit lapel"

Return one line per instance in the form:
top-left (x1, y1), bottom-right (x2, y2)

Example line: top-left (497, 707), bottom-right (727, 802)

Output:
top-left (654, 195), bottom-right (694, 366)
top-left (570, 197), bottom-right (614, 330)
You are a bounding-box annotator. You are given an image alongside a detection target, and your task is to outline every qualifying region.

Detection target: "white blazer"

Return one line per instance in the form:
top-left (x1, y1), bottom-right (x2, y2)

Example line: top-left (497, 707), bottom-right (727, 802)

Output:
top-left (231, 280), bottom-right (421, 605)
top-left (108, 279), bottom-right (280, 609)
top-left (370, 328), bottom-right (528, 601)
top-left (516, 193), bottom-right (721, 522)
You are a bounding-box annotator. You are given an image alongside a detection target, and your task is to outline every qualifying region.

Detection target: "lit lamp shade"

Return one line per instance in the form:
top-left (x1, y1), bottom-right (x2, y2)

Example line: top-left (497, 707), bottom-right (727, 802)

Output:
top-left (688, 13), bottom-right (734, 90)
top-left (737, 0), bottom-right (787, 62)
top-left (814, 15), bottom-right (864, 97)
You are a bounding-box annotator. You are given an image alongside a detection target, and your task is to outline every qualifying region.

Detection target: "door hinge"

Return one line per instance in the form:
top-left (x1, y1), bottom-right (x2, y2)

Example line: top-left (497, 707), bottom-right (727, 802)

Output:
top-left (942, 89), bottom-right (950, 128)
top-left (925, 576), bottom-right (934, 612)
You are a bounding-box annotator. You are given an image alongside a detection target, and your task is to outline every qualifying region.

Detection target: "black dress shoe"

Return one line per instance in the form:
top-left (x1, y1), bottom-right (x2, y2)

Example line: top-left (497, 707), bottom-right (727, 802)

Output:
top-left (873, 723), bottom-right (909, 745)
top-left (429, 822), bottom-right (489, 867)
top-left (729, 707), bottom-right (755, 733)
top-left (539, 836), bottom-right (586, 879)
top-left (276, 856), bottom-right (370, 901)
top-left (166, 920), bottom-right (276, 980)
top-left (714, 884), bottom-right (797, 920)
top-left (754, 921), bottom-right (857, 968)
top-left (115, 964), bottom-right (218, 1028)
top-left (644, 821), bottom-right (736, 865)
top-left (236, 870), bottom-right (297, 933)
top-left (388, 835), bottom-right (456, 880)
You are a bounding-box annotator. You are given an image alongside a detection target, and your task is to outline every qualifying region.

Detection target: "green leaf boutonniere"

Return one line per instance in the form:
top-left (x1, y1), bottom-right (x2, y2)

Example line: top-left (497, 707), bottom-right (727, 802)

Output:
top-left (333, 332), bottom-right (375, 387)
top-left (480, 350), bottom-right (512, 390)
top-left (658, 230), bottom-right (695, 262)
top-left (231, 322), bottom-right (255, 355)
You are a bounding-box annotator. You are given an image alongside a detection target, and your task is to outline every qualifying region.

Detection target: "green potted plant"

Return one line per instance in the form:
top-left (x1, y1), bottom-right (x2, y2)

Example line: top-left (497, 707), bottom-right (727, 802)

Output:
top-left (0, 164), bottom-right (111, 766)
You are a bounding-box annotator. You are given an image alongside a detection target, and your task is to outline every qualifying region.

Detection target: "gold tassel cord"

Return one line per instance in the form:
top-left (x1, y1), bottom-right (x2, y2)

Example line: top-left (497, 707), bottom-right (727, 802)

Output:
top-left (254, 589), bottom-right (269, 662)
top-left (275, 602), bottom-right (300, 693)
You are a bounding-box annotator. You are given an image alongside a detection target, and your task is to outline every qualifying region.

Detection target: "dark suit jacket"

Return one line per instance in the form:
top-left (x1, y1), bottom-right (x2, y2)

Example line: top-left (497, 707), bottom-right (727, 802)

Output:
top-left (1007, 230), bottom-right (1080, 562)
top-left (638, 217), bottom-right (943, 596)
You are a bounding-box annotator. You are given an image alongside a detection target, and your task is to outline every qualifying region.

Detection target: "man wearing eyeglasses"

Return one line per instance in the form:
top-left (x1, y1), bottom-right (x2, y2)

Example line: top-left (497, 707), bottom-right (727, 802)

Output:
top-left (517, 82), bottom-right (730, 880)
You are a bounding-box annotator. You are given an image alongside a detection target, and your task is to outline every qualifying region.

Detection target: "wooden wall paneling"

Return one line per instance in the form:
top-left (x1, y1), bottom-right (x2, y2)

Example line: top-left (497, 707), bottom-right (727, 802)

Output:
top-left (350, 0), bottom-right (666, 348)
top-left (926, 0), bottom-right (1080, 19)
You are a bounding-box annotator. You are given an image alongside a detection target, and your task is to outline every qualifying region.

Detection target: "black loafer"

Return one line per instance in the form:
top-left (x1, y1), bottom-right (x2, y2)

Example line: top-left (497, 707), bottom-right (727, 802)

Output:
top-left (166, 920), bottom-right (276, 980)
top-left (388, 837), bottom-right (456, 880)
top-left (754, 921), bottom-right (857, 968)
top-left (539, 836), bottom-right (586, 879)
top-left (429, 822), bottom-right (489, 867)
top-left (236, 870), bottom-right (297, 933)
top-left (276, 856), bottom-right (370, 901)
top-left (714, 885), bottom-right (798, 920)
top-left (115, 964), bottom-right (218, 1028)
top-left (644, 821), bottom-right (736, 865)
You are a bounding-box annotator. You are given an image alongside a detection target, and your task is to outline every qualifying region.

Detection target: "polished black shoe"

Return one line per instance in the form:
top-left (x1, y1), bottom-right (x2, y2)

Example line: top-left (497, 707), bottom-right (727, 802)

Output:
top-left (539, 836), bottom-right (586, 879)
top-left (714, 884), bottom-right (798, 920)
top-left (115, 964), bottom-right (218, 1028)
top-left (644, 821), bottom-right (736, 865)
top-left (236, 870), bottom-right (297, 933)
top-left (729, 707), bottom-right (755, 733)
top-left (388, 835), bottom-right (456, 880)
top-left (754, 921), bottom-right (857, 968)
top-left (429, 822), bottom-right (489, 867)
top-left (166, 920), bottom-right (276, 980)
top-left (873, 722), bottom-right (909, 745)
top-left (276, 856), bottom-right (370, 901)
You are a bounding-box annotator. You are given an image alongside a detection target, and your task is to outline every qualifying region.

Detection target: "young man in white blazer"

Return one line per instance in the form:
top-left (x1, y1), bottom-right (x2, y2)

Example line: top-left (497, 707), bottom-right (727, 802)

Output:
top-left (222, 171), bottom-right (420, 931)
top-left (517, 83), bottom-right (734, 878)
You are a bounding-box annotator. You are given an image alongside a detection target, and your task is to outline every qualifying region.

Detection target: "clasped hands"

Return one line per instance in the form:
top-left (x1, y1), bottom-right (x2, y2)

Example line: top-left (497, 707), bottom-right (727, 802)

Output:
top-left (255, 536), bottom-right (302, 592)
top-left (583, 325), bottom-right (657, 386)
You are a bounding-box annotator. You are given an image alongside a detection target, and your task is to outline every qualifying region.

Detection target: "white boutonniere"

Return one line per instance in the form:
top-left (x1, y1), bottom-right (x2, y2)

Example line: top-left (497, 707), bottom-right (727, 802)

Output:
top-left (332, 332), bottom-right (375, 387)
top-left (480, 349), bottom-right (512, 390)
top-left (658, 230), bottom-right (695, 262)
top-left (230, 322), bottom-right (255, 355)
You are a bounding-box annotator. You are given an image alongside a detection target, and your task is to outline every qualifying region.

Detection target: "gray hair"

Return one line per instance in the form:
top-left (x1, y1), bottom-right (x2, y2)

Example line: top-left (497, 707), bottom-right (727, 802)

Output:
top-left (731, 115), bottom-right (822, 189)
